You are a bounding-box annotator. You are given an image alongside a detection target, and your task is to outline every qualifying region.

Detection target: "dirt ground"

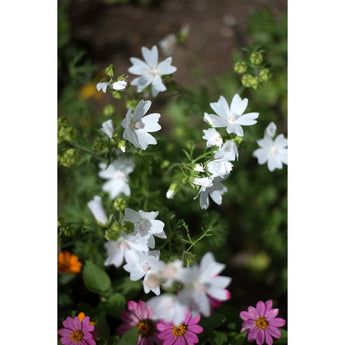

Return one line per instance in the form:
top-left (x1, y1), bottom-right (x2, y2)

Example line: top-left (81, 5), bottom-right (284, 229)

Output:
top-left (68, 0), bottom-right (287, 84)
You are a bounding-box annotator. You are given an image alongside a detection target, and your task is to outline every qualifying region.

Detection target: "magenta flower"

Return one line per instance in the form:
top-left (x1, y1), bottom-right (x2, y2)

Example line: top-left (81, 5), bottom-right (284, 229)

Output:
top-left (240, 300), bottom-right (286, 345)
top-left (117, 300), bottom-right (161, 345)
top-left (58, 315), bottom-right (96, 345)
top-left (157, 311), bottom-right (203, 345)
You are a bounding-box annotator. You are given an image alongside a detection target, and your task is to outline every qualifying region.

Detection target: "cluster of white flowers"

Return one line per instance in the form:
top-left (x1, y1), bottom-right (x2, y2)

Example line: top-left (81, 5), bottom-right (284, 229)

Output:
top-left (193, 93), bottom-right (258, 209)
top-left (253, 122), bottom-right (288, 171)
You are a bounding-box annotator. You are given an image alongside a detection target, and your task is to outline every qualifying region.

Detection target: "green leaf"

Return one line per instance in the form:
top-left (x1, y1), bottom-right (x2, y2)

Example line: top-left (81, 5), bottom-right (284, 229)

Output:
top-left (104, 292), bottom-right (126, 318)
top-left (118, 327), bottom-right (139, 345)
top-left (199, 313), bottom-right (226, 335)
top-left (212, 330), bottom-right (228, 345)
top-left (105, 64), bottom-right (115, 77)
top-left (82, 260), bottom-right (111, 294)
top-left (274, 329), bottom-right (287, 344)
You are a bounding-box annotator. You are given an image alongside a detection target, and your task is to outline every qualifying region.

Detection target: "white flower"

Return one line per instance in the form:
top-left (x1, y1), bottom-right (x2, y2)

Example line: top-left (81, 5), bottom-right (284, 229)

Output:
top-left (253, 131), bottom-right (288, 172)
top-left (206, 159), bottom-right (233, 178)
top-left (178, 252), bottom-right (232, 317)
top-left (265, 122), bottom-right (277, 138)
top-left (121, 100), bottom-right (161, 150)
top-left (87, 195), bottom-right (108, 225)
top-left (96, 80), bottom-right (127, 93)
top-left (194, 163), bottom-right (204, 173)
top-left (214, 141), bottom-right (239, 161)
top-left (104, 233), bottom-right (149, 268)
top-left (98, 157), bottom-right (135, 200)
top-left (204, 94), bottom-right (259, 137)
top-left (202, 128), bottom-right (223, 148)
top-left (123, 208), bottom-right (166, 249)
top-left (159, 34), bottom-right (177, 56)
top-left (161, 259), bottom-right (184, 288)
top-left (128, 45), bottom-right (177, 97)
top-left (101, 119), bottom-right (114, 139)
top-left (123, 250), bottom-right (163, 295)
top-left (147, 294), bottom-right (189, 325)
top-left (166, 188), bottom-right (175, 199)
top-left (112, 80), bottom-right (127, 91)
top-left (193, 177), bottom-right (228, 210)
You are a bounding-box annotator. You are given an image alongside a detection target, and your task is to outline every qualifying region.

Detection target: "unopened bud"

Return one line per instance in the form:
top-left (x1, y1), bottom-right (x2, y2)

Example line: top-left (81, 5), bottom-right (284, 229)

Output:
top-left (249, 52), bottom-right (263, 65)
top-left (258, 68), bottom-right (271, 82)
top-left (117, 140), bottom-right (126, 153)
top-left (58, 148), bottom-right (79, 167)
top-left (234, 61), bottom-right (247, 74)
top-left (122, 221), bottom-right (134, 234)
top-left (113, 197), bottom-right (127, 211)
top-left (103, 104), bottom-right (115, 117)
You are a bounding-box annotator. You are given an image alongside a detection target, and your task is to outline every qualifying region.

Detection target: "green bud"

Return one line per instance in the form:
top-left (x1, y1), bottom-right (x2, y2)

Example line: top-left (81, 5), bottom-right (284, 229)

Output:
top-left (247, 252), bottom-right (271, 272)
top-left (105, 64), bottom-right (115, 77)
top-left (249, 52), bottom-right (263, 65)
top-left (250, 77), bottom-right (261, 90)
top-left (258, 68), bottom-right (271, 82)
top-left (93, 137), bottom-right (108, 154)
top-left (233, 136), bottom-right (244, 145)
top-left (177, 25), bottom-right (190, 44)
top-left (126, 99), bottom-right (138, 110)
top-left (58, 118), bottom-right (76, 143)
top-left (234, 61), bottom-right (247, 74)
top-left (105, 225), bottom-right (122, 241)
top-left (113, 198), bottom-right (127, 211)
top-left (58, 148), bottom-right (79, 167)
top-left (122, 221), bottom-right (135, 234)
top-left (160, 160), bottom-right (170, 169)
top-left (117, 140), bottom-right (126, 153)
top-left (60, 225), bottom-right (75, 237)
top-left (241, 74), bottom-right (255, 88)
top-left (103, 104), bottom-right (115, 117)
top-left (110, 90), bottom-right (122, 99)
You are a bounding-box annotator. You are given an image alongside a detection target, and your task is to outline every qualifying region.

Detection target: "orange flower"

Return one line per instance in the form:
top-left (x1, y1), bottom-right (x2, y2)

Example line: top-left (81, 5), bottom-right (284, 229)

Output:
top-left (77, 312), bottom-right (95, 326)
top-left (58, 251), bottom-right (82, 274)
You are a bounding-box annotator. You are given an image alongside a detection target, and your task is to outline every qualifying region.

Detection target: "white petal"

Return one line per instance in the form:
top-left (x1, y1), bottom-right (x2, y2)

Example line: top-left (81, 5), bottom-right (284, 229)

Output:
top-left (206, 286), bottom-right (229, 301)
top-left (229, 94), bottom-right (248, 115)
top-left (138, 210), bottom-right (159, 220)
top-left (121, 107), bottom-right (132, 129)
top-left (142, 46), bottom-right (158, 67)
top-left (227, 124), bottom-right (244, 137)
top-left (101, 119), bottom-right (114, 139)
top-left (123, 127), bottom-right (141, 148)
top-left (207, 114), bottom-right (229, 128)
top-left (275, 134), bottom-right (288, 148)
top-left (211, 275), bottom-right (232, 289)
top-left (199, 190), bottom-right (210, 210)
top-left (157, 57), bottom-right (177, 75)
top-left (210, 96), bottom-right (230, 120)
top-left (128, 57), bottom-right (149, 75)
top-left (253, 148), bottom-right (269, 165)
top-left (102, 179), bottom-right (126, 200)
top-left (133, 75), bottom-right (152, 92)
top-left (133, 100), bottom-right (152, 121)
top-left (124, 208), bottom-right (141, 223)
top-left (265, 122), bottom-right (277, 138)
top-left (87, 196), bottom-right (108, 225)
top-left (136, 130), bottom-right (157, 150)
top-left (112, 80), bottom-right (127, 91)
top-left (141, 113), bottom-right (161, 132)
top-left (237, 112), bottom-right (259, 126)
top-left (96, 82), bottom-right (109, 93)
top-left (151, 74), bottom-right (167, 96)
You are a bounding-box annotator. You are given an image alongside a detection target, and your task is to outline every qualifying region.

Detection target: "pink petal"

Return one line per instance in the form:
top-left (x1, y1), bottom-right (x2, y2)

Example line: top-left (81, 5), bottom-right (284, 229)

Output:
top-left (157, 328), bottom-right (173, 339)
top-left (256, 301), bottom-right (265, 317)
top-left (248, 306), bottom-right (259, 319)
top-left (240, 311), bottom-right (255, 321)
top-left (86, 338), bottom-right (96, 345)
top-left (162, 334), bottom-right (177, 345)
top-left (265, 300), bottom-right (273, 312)
top-left (157, 321), bottom-right (172, 332)
top-left (58, 328), bottom-right (72, 337)
top-left (257, 329), bottom-right (265, 345)
top-left (188, 314), bottom-right (201, 325)
top-left (266, 325), bottom-right (281, 339)
top-left (184, 331), bottom-right (199, 344)
top-left (175, 336), bottom-right (186, 345)
top-left (60, 336), bottom-right (73, 345)
top-left (128, 300), bottom-right (138, 312)
top-left (137, 301), bottom-right (149, 319)
top-left (269, 317), bottom-right (286, 328)
top-left (265, 308), bottom-right (279, 320)
top-left (241, 320), bottom-right (255, 330)
top-left (188, 324), bottom-right (203, 334)
top-left (247, 328), bottom-right (259, 341)
top-left (265, 330), bottom-right (273, 345)
top-left (63, 316), bottom-right (75, 329)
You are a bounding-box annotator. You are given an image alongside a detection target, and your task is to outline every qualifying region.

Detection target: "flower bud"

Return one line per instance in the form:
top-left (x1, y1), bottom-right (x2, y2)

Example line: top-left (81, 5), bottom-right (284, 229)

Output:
top-left (113, 197), bottom-right (127, 211)
top-left (117, 140), bottom-right (126, 153)
top-left (103, 104), bottom-right (115, 117)
top-left (249, 52), bottom-right (263, 65)
top-left (241, 74), bottom-right (255, 88)
top-left (166, 183), bottom-right (178, 199)
top-left (258, 68), bottom-right (271, 82)
top-left (234, 61), bottom-right (247, 74)
top-left (105, 224), bottom-right (122, 241)
top-left (105, 64), bottom-right (115, 77)
top-left (58, 148), bottom-right (79, 167)
top-left (122, 221), bottom-right (135, 234)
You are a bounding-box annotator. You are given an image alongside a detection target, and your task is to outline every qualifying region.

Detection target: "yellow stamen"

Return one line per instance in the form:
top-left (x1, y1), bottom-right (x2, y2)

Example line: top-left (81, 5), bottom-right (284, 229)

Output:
top-left (70, 330), bottom-right (84, 343)
top-left (256, 317), bottom-right (268, 329)
top-left (137, 319), bottom-right (155, 337)
top-left (172, 324), bottom-right (187, 337)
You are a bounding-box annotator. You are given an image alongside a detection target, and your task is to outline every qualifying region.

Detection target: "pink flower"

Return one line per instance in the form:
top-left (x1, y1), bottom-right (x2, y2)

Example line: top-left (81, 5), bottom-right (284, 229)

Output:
top-left (117, 300), bottom-right (161, 345)
top-left (157, 311), bottom-right (203, 345)
top-left (209, 289), bottom-right (231, 313)
top-left (58, 315), bottom-right (96, 345)
top-left (240, 300), bottom-right (286, 345)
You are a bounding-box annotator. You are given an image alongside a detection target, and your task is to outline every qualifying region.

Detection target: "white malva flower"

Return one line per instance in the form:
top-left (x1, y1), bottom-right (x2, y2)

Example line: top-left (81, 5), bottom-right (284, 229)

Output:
top-left (128, 45), bottom-right (177, 97)
top-left (193, 177), bottom-right (228, 210)
top-left (123, 208), bottom-right (166, 249)
top-left (104, 233), bottom-right (149, 268)
top-left (178, 252), bottom-right (232, 317)
top-left (98, 157), bottom-right (135, 200)
top-left (123, 250), bottom-right (163, 295)
top-left (159, 33), bottom-right (177, 56)
top-left (161, 259), bottom-right (184, 288)
top-left (204, 94), bottom-right (259, 137)
top-left (194, 163), bottom-right (204, 173)
top-left (147, 294), bottom-right (189, 325)
top-left (96, 80), bottom-right (127, 93)
top-left (87, 195), bottom-right (108, 225)
top-left (166, 188), bottom-right (175, 199)
top-left (202, 128), bottom-right (223, 148)
top-left (101, 119), bottom-right (114, 139)
top-left (206, 159), bottom-right (233, 178)
top-left (215, 141), bottom-right (239, 161)
top-left (265, 121), bottom-right (277, 138)
top-left (253, 129), bottom-right (288, 172)
top-left (121, 100), bottom-right (161, 150)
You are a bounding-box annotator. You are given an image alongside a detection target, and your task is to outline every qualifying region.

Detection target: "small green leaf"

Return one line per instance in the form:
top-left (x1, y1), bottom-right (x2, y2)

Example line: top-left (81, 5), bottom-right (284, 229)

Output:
top-left (82, 260), bottom-right (111, 294)
top-left (105, 64), bottom-right (115, 77)
top-left (104, 292), bottom-right (126, 318)
top-left (274, 329), bottom-right (287, 344)
top-left (118, 327), bottom-right (139, 345)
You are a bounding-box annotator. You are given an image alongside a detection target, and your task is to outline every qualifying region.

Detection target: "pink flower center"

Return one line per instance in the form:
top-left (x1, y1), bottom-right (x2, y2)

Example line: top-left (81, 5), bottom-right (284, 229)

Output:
top-left (229, 113), bottom-right (238, 124)
top-left (70, 330), bottom-right (84, 343)
top-left (172, 324), bottom-right (187, 337)
top-left (270, 146), bottom-right (278, 155)
top-left (256, 317), bottom-right (268, 329)
top-left (134, 121), bottom-right (143, 129)
top-left (137, 319), bottom-right (156, 337)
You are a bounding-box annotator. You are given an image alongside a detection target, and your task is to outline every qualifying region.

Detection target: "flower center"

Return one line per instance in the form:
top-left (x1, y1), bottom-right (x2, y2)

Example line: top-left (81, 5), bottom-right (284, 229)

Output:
top-left (172, 324), bottom-right (187, 337)
top-left (70, 330), bottom-right (84, 343)
top-left (134, 121), bottom-right (143, 129)
top-left (148, 68), bottom-right (158, 77)
top-left (256, 317), bottom-right (268, 329)
top-left (137, 319), bottom-right (155, 337)
top-left (229, 113), bottom-right (238, 124)
top-left (270, 146), bottom-right (278, 155)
